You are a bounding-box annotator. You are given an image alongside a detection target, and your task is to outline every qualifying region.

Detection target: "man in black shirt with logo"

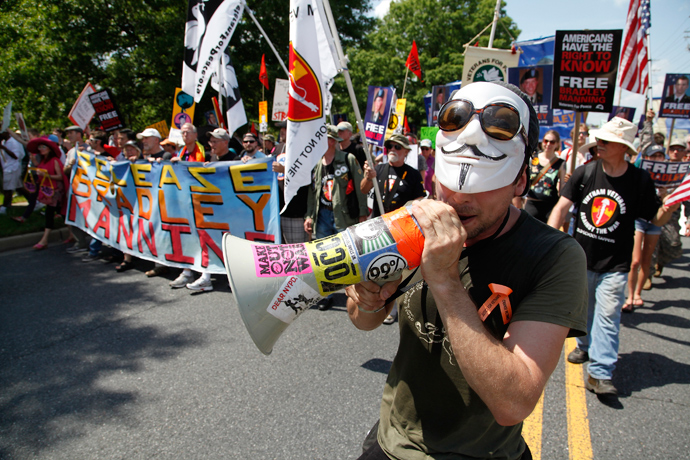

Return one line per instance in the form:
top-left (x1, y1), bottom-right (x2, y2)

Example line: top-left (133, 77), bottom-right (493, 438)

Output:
top-left (549, 117), bottom-right (679, 396)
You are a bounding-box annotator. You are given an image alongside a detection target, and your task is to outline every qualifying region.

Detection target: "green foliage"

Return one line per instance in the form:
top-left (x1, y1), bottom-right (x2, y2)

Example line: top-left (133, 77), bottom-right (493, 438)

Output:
top-left (335, 0), bottom-right (520, 132)
top-left (0, 0), bottom-right (519, 138)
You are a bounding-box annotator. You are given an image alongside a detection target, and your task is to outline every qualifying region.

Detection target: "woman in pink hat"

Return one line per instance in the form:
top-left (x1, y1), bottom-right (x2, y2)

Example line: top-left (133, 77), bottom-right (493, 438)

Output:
top-left (24, 137), bottom-right (69, 250)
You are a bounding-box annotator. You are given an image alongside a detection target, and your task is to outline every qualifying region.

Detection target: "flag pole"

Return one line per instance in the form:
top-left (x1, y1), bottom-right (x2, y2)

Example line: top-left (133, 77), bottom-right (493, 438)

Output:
top-left (401, 67), bottom-right (409, 100)
top-left (320, 0), bottom-right (385, 216)
top-left (242, 1), bottom-right (289, 78)
top-left (487, 0), bottom-right (501, 49)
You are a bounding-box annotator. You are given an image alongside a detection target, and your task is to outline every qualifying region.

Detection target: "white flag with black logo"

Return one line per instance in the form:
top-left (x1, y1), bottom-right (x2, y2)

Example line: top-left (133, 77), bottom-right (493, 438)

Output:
top-left (211, 49), bottom-right (247, 136)
top-left (181, 0), bottom-right (244, 103)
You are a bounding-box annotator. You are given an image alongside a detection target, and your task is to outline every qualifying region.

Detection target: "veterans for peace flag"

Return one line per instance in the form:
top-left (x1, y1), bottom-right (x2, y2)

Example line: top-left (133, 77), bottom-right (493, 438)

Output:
top-left (283, 0), bottom-right (339, 210)
top-left (182, 0), bottom-right (244, 103)
top-left (210, 48), bottom-right (248, 136)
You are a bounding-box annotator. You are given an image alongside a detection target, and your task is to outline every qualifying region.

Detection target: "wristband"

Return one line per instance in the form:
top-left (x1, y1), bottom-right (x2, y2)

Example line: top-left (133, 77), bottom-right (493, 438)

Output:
top-left (357, 304), bottom-right (386, 314)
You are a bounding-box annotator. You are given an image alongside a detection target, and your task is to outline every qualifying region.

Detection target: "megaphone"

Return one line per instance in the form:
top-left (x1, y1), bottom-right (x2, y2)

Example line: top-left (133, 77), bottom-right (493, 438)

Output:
top-left (222, 206), bottom-right (425, 354)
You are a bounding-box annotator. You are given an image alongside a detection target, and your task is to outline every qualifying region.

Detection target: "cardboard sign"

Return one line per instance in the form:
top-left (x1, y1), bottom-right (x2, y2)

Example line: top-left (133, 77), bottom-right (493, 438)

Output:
top-left (171, 88), bottom-right (195, 129)
top-left (259, 101), bottom-right (268, 132)
top-left (552, 30), bottom-right (622, 113)
top-left (272, 78), bottom-right (289, 122)
top-left (659, 73), bottom-right (690, 119)
top-left (146, 121), bottom-right (170, 140)
top-left (88, 89), bottom-right (124, 132)
top-left (509, 65), bottom-right (553, 126)
top-left (68, 83), bottom-right (97, 129)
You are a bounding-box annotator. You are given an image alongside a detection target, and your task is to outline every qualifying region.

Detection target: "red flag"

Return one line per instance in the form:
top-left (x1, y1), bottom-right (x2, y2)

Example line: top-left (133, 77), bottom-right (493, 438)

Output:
top-left (405, 40), bottom-right (423, 82)
top-left (404, 116), bottom-right (410, 134)
top-left (259, 54), bottom-right (269, 90)
top-left (665, 175), bottom-right (690, 207)
top-left (619, 0), bottom-right (651, 94)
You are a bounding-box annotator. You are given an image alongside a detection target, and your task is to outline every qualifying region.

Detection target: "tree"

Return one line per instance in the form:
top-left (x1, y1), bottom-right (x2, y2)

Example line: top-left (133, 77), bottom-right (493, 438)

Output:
top-left (334, 0), bottom-right (520, 132)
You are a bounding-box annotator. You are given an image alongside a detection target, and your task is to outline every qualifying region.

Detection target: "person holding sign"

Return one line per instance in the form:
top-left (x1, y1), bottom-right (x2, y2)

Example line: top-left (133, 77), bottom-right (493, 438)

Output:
top-left (548, 117), bottom-right (680, 396)
top-left (348, 82), bottom-right (587, 460)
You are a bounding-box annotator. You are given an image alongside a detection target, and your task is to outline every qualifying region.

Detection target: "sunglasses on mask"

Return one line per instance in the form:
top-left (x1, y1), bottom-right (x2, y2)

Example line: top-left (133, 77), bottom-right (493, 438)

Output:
top-left (437, 99), bottom-right (527, 145)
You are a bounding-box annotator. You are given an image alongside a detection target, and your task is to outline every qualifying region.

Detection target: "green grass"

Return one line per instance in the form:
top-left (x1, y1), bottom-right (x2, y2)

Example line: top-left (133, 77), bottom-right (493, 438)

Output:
top-left (0, 207), bottom-right (66, 238)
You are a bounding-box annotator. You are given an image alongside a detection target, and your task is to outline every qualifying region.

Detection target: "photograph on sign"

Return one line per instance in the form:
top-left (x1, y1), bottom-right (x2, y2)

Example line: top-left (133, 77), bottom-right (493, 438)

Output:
top-left (509, 66), bottom-right (553, 126)
top-left (659, 73), bottom-right (690, 119)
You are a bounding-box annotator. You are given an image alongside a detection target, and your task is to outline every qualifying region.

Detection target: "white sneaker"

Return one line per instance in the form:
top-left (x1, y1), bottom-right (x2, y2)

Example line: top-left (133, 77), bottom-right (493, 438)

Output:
top-left (169, 273), bottom-right (193, 288)
top-left (186, 278), bottom-right (213, 292)
top-left (34, 202), bottom-right (45, 211)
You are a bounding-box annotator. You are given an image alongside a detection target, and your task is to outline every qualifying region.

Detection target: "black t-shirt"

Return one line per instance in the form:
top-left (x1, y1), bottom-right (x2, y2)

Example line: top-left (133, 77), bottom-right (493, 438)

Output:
top-left (341, 142), bottom-right (367, 168)
top-left (372, 163), bottom-right (425, 217)
top-left (318, 162), bottom-right (335, 211)
top-left (561, 160), bottom-right (660, 273)
top-left (217, 150), bottom-right (237, 162)
top-left (149, 150), bottom-right (170, 160)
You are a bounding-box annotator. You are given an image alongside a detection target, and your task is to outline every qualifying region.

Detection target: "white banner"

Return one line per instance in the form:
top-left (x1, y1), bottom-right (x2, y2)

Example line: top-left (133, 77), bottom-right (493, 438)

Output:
top-left (462, 47), bottom-right (521, 85)
top-left (211, 48), bottom-right (247, 136)
top-left (181, 0), bottom-right (244, 103)
top-left (283, 0), bottom-right (339, 210)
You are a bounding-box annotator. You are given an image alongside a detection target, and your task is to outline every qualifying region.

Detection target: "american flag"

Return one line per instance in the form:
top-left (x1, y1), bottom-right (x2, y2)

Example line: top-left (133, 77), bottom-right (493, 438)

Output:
top-left (618, 0), bottom-right (651, 94)
top-left (665, 174), bottom-right (690, 207)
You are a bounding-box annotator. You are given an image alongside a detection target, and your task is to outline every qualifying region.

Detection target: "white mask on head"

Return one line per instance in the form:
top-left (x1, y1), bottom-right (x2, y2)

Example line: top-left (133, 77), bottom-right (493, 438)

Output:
top-left (435, 82), bottom-right (530, 194)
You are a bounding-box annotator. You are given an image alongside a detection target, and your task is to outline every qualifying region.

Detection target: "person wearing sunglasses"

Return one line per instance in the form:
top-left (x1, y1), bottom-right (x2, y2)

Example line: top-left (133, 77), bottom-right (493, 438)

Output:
top-left (523, 130), bottom-right (566, 223)
top-left (347, 82), bottom-right (588, 460)
top-left (549, 117), bottom-right (680, 397)
top-left (239, 133), bottom-right (266, 163)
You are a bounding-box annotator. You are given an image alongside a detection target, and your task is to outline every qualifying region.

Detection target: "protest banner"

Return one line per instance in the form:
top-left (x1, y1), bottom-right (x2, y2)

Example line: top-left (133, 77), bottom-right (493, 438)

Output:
top-left (2, 101), bottom-right (11, 131)
top-left (272, 78), bottom-right (289, 121)
top-left (15, 113), bottom-right (28, 140)
top-left (171, 88), bottom-right (195, 130)
top-left (540, 108), bottom-right (587, 141)
top-left (552, 30), bottom-right (622, 113)
top-left (462, 47), bottom-right (520, 85)
top-left (363, 86), bottom-right (395, 147)
top-left (638, 159), bottom-right (690, 188)
top-left (659, 73), bottom-right (690, 119)
top-left (69, 83), bottom-right (97, 129)
top-left (66, 154), bottom-right (280, 274)
top-left (146, 121), bottom-right (170, 139)
top-left (608, 106), bottom-right (636, 122)
top-left (509, 66), bottom-right (553, 126)
top-left (88, 89), bottom-right (124, 132)
top-left (210, 49), bottom-right (247, 135)
top-left (181, 0), bottom-right (244, 102)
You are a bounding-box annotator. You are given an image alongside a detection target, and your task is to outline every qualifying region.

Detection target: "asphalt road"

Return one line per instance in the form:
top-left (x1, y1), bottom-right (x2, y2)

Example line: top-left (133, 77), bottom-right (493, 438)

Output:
top-left (1, 237), bottom-right (689, 459)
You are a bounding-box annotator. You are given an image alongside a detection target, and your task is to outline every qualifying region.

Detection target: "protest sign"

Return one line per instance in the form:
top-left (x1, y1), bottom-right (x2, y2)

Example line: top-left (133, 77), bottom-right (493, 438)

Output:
top-left (426, 81), bottom-right (461, 126)
top-left (146, 121), bottom-right (170, 140)
top-left (272, 78), bottom-right (289, 122)
top-left (15, 113), bottom-right (28, 140)
top-left (259, 101), bottom-right (268, 132)
top-left (639, 160), bottom-right (690, 188)
top-left (88, 89), bottom-right (124, 132)
top-left (552, 30), bottom-right (622, 113)
top-left (171, 88), bottom-right (195, 129)
top-left (540, 109), bottom-right (587, 141)
top-left (69, 83), bottom-right (97, 129)
top-left (1, 101), bottom-right (11, 131)
top-left (659, 73), bottom-right (690, 119)
top-left (608, 106), bottom-right (636, 122)
top-left (462, 47), bottom-right (520, 86)
top-left (509, 66), bottom-right (553, 126)
top-left (363, 86), bottom-right (395, 147)
top-left (385, 97), bottom-right (406, 140)
top-left (66, 154), bottom-right (280, 274)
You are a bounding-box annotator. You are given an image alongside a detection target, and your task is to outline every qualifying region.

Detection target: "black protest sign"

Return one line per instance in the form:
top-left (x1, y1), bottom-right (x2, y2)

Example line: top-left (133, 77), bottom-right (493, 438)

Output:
top-left (552, 30), bottom-right (622, 113)
top-left (659, 73), bottom-right (690, 119)
top-left (88, 89), bottom-right (124, 132)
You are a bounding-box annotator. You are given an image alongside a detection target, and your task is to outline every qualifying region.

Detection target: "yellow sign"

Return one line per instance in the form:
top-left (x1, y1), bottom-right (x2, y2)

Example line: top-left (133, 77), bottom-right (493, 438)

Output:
top-left (259, 101), bottom-right (268, 133)
top-left (146, 121), bottom-right (170, 139)
top-left (171, 88), bottom-right (195, 130)
top-left (385, 98), bottom-right (407, 140)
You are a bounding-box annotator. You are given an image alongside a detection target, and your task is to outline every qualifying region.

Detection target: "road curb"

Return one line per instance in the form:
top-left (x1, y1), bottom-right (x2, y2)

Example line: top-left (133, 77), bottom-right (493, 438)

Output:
top-left (0, 227), bottom-right (71, 253)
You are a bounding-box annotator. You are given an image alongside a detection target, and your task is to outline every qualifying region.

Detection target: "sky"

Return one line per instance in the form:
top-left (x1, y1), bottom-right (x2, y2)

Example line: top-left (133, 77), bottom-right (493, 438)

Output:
top-left (371, 0), bottom-right (690, 125)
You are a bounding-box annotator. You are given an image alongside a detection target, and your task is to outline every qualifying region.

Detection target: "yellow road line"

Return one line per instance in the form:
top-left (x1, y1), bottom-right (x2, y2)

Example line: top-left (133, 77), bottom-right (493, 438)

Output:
top-left (564, 337), bottom-right (593, 460)
top-left (522, 391), bottom-right (544, 460)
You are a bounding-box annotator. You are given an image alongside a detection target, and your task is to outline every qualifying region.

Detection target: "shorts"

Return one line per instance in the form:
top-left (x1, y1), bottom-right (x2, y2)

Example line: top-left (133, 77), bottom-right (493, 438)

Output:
top-left (634, 218), bottom-right (661, 235)
top-left (2, 168), bottom-right (22, 191)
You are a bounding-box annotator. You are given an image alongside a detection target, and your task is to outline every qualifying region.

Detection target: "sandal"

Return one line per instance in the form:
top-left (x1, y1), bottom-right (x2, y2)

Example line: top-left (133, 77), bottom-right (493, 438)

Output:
top-left (622, 301), bottom-right (634, 314)
top-left (11, 216), bottom-right (25, 224)
top-left (116, 260), bottom-right (134, 272)
top-left (33, 243), bottom-right (47, 250)
top-left (633, 297), bottom-right (644, 307)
